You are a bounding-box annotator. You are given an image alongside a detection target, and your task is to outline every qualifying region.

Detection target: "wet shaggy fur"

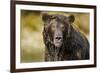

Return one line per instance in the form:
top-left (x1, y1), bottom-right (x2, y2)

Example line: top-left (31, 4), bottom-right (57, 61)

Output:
top-left (42, 13), bottom-right (89, 61)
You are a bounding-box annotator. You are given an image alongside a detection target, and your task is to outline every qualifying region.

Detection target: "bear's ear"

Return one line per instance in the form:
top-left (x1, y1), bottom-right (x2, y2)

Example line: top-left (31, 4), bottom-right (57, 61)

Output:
top-left (42, 13), bottom-right (51, 23)
top-left (68, 15), bottom-right (75, 24)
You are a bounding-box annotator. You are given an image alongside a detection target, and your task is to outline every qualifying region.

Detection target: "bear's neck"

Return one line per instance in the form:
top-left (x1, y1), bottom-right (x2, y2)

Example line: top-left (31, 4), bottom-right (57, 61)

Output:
top-left (45, 44), bottom-right (65, 61)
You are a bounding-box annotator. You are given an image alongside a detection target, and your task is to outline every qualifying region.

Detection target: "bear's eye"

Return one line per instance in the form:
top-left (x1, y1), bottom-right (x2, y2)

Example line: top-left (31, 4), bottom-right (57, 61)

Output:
top-left (60, 24), bottom-right (65, 30)
top-left (51, 23), bottom-right (56, 32)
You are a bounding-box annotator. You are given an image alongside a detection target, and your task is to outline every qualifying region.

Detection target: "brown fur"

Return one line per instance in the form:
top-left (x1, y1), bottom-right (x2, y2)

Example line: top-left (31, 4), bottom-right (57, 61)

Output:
top-left (42, 13), bottom-right (89, 61)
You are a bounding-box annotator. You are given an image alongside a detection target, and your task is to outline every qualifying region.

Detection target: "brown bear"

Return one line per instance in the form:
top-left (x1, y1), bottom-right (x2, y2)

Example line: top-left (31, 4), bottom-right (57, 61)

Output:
top-left (42, 13), bottom-right (89, 61)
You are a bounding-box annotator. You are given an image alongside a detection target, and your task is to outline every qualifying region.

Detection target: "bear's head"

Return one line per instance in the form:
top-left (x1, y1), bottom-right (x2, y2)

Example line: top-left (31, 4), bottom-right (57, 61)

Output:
top-left (42, 13), bottom-right (75, 48)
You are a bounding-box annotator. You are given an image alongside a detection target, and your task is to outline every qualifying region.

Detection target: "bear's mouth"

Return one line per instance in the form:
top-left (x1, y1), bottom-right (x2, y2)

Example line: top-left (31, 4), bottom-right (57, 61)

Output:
top-left (54, 40), bottom-right (63, 48)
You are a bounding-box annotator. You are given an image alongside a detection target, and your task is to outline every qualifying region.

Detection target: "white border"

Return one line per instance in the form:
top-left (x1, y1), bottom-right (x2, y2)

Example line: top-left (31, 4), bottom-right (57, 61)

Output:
top-left (15, 4), bottom-right (94, 69)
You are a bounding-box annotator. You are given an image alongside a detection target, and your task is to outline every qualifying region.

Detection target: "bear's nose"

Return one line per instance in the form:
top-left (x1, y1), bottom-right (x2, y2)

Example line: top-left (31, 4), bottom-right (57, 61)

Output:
top-left (55, 37), bottom-right (62, 40)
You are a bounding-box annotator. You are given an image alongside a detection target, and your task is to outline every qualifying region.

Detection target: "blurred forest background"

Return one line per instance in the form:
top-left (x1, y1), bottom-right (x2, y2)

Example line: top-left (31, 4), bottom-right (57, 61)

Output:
top-left (20, 10), bottom-right (89, 63)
